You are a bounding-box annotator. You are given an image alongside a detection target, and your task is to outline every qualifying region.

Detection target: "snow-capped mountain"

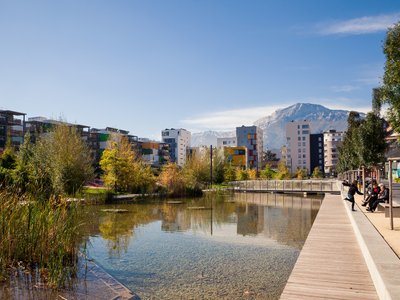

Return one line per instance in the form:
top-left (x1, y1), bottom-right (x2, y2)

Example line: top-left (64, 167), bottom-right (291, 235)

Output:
top-left (191, 103), bottom-right (365, 150)
top-left (191, 130), bottom-right (235, 147)
top-left (254, 103), bottom-right (361, 149)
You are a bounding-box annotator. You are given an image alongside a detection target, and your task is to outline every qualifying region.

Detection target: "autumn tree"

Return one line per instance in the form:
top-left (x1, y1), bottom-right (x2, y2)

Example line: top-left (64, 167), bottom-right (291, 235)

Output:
top-left (224, 163), bottom-right (236, 182)
top-left (274, 161), bottom-right (291, 180)
top-left (311, 167), bottom-right (323, 179)
top-left (259, 164), bottom-right (276, 179)
top-left (11, 125), bottom-right (94, 198)
top-left (158, 163), bottom-right (186, 196)
top-left (100, 135), bottom-right (155, 193)
top-left (294, 168), bottom-right (308, 180)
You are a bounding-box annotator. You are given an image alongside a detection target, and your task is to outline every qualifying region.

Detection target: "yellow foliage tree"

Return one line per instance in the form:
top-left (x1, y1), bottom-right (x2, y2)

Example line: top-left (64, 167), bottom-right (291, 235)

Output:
top-left (100, 135), bottom-right (155, 193)
top-left (158, 163), bottom-right (186, 196)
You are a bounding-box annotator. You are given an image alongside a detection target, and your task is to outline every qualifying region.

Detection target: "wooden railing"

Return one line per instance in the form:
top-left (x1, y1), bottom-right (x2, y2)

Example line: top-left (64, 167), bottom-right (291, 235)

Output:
top-left (229, 179), bottom-right (340, 194)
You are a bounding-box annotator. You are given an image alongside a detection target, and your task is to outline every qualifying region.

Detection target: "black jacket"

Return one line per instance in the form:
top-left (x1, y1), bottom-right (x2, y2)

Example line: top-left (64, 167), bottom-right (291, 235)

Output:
top-left (342, 181), bottom-right (363, 196)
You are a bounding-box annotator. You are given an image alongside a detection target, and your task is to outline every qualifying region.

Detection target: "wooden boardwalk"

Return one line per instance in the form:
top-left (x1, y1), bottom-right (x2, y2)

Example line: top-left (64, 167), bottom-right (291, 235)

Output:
top-left (280, 194), bottom-right (378, 299)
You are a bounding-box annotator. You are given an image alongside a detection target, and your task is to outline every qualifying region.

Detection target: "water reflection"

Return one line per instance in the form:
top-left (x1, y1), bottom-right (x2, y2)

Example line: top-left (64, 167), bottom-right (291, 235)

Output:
top-left (82, 192), bottom-right (321, 299)
top-left (83, 192), bottom-right (321, 256)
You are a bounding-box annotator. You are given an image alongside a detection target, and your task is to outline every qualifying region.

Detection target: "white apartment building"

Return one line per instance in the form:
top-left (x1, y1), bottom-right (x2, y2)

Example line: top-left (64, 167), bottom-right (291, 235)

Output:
top-left (285, 120), bottom-right (311, 173)
top-left (217, 137), bottom-right (237, 148)
top-left (161, 128), bottom-right (191, 167)
top-left (323, 130), bottom-right (344, 175)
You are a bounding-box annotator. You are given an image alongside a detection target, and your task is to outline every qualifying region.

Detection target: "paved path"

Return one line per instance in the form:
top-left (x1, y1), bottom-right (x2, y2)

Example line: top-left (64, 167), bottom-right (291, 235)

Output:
top-left (280, 194), bottom-right (378, 299)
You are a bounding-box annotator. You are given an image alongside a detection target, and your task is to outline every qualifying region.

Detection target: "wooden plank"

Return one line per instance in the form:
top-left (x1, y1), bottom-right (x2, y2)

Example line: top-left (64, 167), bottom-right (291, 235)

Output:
top-left (280, 194), bottom-right (378, 299)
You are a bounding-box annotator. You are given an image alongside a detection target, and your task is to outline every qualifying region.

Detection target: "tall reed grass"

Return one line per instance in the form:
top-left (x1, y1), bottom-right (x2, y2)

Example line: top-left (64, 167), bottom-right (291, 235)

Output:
top-left (0, 191), bottom-right (82, 288)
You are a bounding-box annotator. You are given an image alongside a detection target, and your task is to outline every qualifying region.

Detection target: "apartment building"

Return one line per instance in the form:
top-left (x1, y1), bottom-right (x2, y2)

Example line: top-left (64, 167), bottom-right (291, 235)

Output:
top-left (224, 146), bottom-right (248, 169)
top-left (161, 128), bottom-right (191, 167)
top-left (88, 127), bottom-right (138, 165)
top-left (26, 117), bottom-right (90, 143)
top-left (285, 120), bottom-right (311, 173)
top-left (310, 133), bottom-right (324, 174)
top-left (236, 125), bottom-right (263, 170)
top-left (323, 130), bottom-right (344, 176)
top-left (0, 110), bottom-right (26, 153)
top-left (138, 139), bottom-right (170, 168)
top-left (217, 137), bottom-right (237, 148)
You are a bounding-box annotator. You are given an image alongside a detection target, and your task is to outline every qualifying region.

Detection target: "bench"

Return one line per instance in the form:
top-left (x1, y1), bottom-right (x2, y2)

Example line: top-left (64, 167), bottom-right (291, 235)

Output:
top-left (377, 203), bottom-right (400, 218)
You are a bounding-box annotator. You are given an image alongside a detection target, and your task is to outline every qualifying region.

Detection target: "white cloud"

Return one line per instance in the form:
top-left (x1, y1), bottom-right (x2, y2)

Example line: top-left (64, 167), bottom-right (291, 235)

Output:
top-left (318, 13), bottom-right (400, 35)
top-left (180, 105), bottom-right (283, 132)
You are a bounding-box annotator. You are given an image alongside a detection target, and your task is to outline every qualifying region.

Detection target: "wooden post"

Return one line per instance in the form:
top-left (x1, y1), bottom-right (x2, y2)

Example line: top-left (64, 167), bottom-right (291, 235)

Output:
top-left (210, 145), bottom-right (213, 189)
top-left (362, 166), bottom-right (366, 202)
top-left (389, 160), bottom-right (394, 230)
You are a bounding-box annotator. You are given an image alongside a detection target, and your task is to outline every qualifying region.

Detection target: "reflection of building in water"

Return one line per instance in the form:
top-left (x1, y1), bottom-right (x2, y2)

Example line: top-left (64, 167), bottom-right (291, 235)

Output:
top-left (161, 206), bottom-right (191, 232)
top-left (234, 192), bottom-right (321, 248)
top-left (236, 204), bottom-right (264, 236)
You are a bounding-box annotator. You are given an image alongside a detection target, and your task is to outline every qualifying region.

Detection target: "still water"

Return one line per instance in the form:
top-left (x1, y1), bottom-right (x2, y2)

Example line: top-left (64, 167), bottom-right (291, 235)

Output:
top-left (82, 192), bottom-right (321, 300)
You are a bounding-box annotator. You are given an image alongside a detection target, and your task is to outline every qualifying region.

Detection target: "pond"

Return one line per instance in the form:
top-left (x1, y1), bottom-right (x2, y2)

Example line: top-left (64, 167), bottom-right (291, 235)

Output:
top-left (81, 192), bottom-right (322, 300)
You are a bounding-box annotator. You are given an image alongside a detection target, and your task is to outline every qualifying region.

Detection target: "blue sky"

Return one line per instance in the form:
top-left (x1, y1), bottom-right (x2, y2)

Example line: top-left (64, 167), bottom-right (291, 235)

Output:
top-left (1, 1), bottom-right (399, 140)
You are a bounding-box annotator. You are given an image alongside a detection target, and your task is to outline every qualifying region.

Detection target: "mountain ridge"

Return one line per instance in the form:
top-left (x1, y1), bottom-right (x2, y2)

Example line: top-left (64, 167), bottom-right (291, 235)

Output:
top-left (191, 103), bottom-right (365, 150)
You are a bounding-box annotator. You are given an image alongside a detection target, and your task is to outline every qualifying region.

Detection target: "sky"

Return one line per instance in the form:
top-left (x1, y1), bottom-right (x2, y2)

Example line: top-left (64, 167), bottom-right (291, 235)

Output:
top-left (1, 0), bottom-right (399, 140)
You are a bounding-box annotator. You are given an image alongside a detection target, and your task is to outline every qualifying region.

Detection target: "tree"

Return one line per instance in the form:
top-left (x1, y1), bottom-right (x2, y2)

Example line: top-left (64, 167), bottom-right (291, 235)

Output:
top-left (311, 167), bottom-right (323, 179)
top-left (47, 125), bottom-right (94, 195)
top-left (337, 111), bottom-right (363, 173)
top-left (356, 112), bottom-right (387, 168)
top-left (259, 164), bottom-right (275, 179)
top-left (0, 138), bottom-right (16, 187)
top-left (377, 22), bottom-right (400, 133)
top-left (236, 169), bottom-right (249, 180)
top-left (12, 125), bottom-right (94, 199)
top-left (100, 135), bottom-right (154, 193)
top-left (224, 163), bottom-right (236, 182)
top-left (212, 147), bottom-right (225, 184)
top-left (158, 163), bottom-right (186, 196)
top-left (13, 132), bottom-right (34, 193)
top-left (294, 168), bottom-right (308, 180)
top-left (274, 161), bottom-right (291, 180)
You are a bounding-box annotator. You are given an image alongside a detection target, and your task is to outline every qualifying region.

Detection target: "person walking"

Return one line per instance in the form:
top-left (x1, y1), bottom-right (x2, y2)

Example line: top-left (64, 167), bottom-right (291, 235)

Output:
top-left (342, 180), bottom-right (363, 211)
